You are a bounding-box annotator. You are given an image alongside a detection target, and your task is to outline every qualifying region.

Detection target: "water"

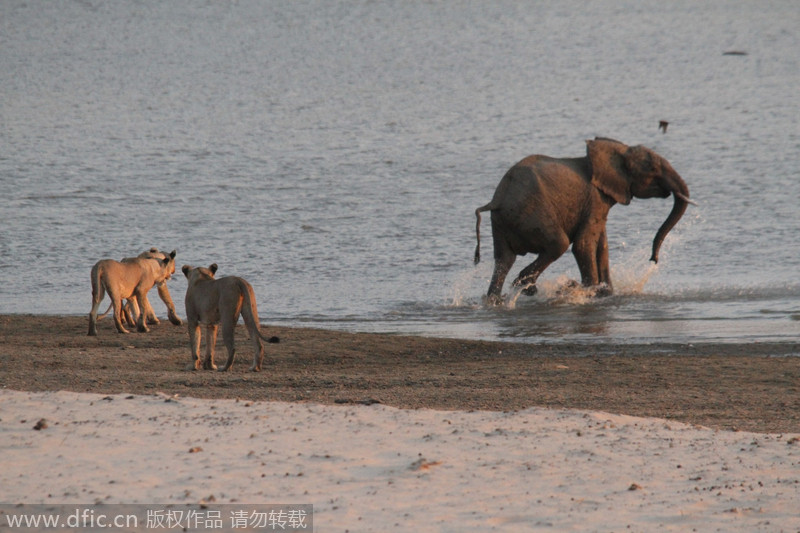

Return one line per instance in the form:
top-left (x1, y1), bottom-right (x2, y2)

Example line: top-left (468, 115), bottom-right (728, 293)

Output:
top-left (2, 0), bottom-right (799, 345)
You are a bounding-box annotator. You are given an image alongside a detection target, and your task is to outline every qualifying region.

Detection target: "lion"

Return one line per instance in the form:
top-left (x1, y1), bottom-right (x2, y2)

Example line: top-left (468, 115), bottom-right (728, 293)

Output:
top-left (88, 250), bottom-right (177, 336)
top-left (97, 248), bottom-right (183, 328)
top-left (182, 263), bottom-right (279, 372)
top-left (119, 248), bottom-right (183, 326)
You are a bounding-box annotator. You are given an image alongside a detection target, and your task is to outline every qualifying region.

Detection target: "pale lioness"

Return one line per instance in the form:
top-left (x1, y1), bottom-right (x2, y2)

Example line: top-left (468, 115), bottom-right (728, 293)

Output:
top-left (123, 248), bottom-right (182, 327)
top-left (97, 248), bottom-right (183, 328)
top-left (182, 263), bottom-right (279, 372)
top-left (88, 250), bottom-right (177, 336)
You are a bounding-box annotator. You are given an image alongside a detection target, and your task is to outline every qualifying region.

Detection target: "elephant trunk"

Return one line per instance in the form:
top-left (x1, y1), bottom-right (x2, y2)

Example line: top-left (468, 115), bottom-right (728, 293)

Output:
top-left (650, 170), bottom-right (690, 263)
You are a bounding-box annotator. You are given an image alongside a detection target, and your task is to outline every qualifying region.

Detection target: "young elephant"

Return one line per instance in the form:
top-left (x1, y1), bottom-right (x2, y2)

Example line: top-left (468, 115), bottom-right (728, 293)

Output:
top-left (182, 264), bottom-right (279, 372)
top-left (88, 250), bottom-right (177, 336)
top-left (474, 137), bottom-right (693, 303)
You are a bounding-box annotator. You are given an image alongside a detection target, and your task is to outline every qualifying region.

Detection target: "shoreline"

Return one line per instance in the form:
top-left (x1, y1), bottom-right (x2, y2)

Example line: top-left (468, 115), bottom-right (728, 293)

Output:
top-left (1, 314), bottom-right (799, 433)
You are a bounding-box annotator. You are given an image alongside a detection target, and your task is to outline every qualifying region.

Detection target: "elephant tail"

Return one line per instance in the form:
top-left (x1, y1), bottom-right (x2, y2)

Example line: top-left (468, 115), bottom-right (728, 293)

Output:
top-left (474, 201), bottom-right (497, 265)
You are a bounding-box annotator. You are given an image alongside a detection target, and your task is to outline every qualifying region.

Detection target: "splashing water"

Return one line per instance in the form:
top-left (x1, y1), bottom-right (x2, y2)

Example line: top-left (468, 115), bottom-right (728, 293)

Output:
top-left (610, 262), bottom-right (660, 297)
top-left (446, 266), bottom-right (489, 309)
top-left (457, 258), bottom-right (660, 311)
top-left (539, 277), bottom-right (606, 305)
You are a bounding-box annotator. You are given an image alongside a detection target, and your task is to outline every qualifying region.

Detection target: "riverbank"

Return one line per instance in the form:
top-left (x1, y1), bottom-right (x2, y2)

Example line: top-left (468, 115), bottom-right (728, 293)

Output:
top-left (1, 314), bottom-right (798, 433)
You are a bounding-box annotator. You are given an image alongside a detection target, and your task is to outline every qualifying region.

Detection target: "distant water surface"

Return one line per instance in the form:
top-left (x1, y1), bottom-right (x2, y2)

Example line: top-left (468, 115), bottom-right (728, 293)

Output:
top-left (1, 0), bottom-right (799, 345)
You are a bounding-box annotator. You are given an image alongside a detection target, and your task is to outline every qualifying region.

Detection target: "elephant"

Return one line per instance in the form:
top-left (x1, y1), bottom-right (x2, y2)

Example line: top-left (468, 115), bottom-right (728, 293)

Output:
top-left (474, 137), bottom-right (692, 303)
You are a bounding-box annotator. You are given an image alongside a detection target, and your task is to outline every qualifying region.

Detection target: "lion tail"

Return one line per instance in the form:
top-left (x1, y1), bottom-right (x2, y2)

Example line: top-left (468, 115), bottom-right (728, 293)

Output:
top-left (238, 278), bottom-right (280, 344)
top-left (96, 303), bottom-right (113, 320)
top-left (90, 262), bottom-right (107, 307)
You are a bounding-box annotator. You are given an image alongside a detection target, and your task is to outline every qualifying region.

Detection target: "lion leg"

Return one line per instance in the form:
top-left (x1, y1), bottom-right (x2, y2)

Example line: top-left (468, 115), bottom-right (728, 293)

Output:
top-left (249, 334), bottom-right (265, 372)
top-left (123, 299), bottom-right (138, 327)
top-left (140, 297), bottom-right (159, 325)
top-left (186, 321), bottom-right (202, 371)
top-left (238, 285), bottom-right (265, 372)
top-left (203, 324), bottom-right (218, 370)
top-left (242, 309), bottom-right (265, 372)
top-left (88, 282), bottom-right (105, 336)
top-left (133, 290), bottom-right (151, 333)
top-left (137, 293), bottom-right (159, 327)
top-left (110, 293), bottom-right (130, 334)
top-left (157, 282), bottom-right (183, 326)
top-left (143, 305), bottom-right (159, 325)
top-left (219, 318), bottom-right (237, 372)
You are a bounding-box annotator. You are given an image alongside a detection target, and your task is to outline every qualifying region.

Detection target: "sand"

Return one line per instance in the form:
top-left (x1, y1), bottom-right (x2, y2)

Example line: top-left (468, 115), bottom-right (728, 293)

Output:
top-left (1, 314), bottom-right (799, 531)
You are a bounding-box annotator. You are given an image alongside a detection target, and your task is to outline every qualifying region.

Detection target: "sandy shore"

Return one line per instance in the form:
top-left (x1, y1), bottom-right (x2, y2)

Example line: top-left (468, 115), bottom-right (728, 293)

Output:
top-left (1, 314), bottom-right (799, 433)
top-left (2, 389), bottom-right (799, 531)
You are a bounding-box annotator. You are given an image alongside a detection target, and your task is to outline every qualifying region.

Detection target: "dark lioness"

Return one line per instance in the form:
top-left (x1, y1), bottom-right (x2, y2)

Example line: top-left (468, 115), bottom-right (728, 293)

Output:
top-left (182, 264), bottom-right (279, 372)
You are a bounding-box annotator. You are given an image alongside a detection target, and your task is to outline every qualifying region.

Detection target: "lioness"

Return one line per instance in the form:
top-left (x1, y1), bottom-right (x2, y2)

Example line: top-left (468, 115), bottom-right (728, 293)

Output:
top-left (123, 249), bottom-right (182, 327)
top-left (88, 250), bottom-right (177, 336)
top-left (182, 264), bottom-right (279, 372)
top-left (98, 248), bottom-right (183, 328)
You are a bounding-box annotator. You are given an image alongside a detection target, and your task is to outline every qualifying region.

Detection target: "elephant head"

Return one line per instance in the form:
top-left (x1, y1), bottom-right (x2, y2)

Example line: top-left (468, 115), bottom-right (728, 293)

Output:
top-left (586, 138), bottom-right (692, 263)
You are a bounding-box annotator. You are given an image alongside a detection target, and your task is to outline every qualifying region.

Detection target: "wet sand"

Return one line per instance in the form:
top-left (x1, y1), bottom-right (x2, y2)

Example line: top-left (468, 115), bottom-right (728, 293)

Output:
top-left (1, 314), bottom-right (799, 433)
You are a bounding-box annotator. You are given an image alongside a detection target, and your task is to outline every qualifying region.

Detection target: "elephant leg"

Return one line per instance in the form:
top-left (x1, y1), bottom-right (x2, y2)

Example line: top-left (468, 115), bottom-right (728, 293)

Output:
top-left (572, 239), bottom-right (600, 287)
top-left (595, 229), bottom-right (613, 295)
top-left (512, 251), bottom-right (562, 296)
top-left (573, 228), bottom-right (613, 295)
top-left (513, 236), bottom-right (570, 296)
top-left (487, 249), bottom-right (516, 304)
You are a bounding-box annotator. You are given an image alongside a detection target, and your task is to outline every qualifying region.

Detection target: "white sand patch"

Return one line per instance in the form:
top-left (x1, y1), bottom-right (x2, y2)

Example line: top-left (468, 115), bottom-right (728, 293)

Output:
top-left (1, 390), bottom-right (798, 531)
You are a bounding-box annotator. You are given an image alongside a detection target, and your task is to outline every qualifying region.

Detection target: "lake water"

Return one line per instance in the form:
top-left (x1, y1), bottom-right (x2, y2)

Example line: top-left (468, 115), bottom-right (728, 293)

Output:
top-left (2, 0), bottom-right (799, 345)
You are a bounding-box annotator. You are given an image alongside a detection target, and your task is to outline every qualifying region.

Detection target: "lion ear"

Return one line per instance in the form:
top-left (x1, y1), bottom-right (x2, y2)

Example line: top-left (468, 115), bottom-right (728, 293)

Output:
top-left (209, 263), bottom-right (218, 274)
top-left (169, 250), bottom-right (177, 260)
top-left (182, 265), bottom-right (191, 278)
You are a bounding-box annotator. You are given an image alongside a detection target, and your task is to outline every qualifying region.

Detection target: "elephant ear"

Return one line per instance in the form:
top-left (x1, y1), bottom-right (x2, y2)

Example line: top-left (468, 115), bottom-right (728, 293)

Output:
top-left (586, 138), bottom-right (632, 205)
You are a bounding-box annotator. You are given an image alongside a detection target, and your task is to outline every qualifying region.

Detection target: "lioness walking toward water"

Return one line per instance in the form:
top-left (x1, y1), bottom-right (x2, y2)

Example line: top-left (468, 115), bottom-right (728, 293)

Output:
top-left (182, 264), bottom-right (279, 372)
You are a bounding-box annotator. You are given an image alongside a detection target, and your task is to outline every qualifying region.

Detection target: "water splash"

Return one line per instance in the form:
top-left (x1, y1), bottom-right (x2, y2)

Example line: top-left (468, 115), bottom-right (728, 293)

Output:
top-left (502, 286), bottom-right (524, 310)
top-left (449, 258), bottom-right (661, 311)
top-left (611, 261), bottom-right (660, 296)
top-left (446, 264), bottom-right (491, 308)
top-left (538, 277), bottom-right (606, 305)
